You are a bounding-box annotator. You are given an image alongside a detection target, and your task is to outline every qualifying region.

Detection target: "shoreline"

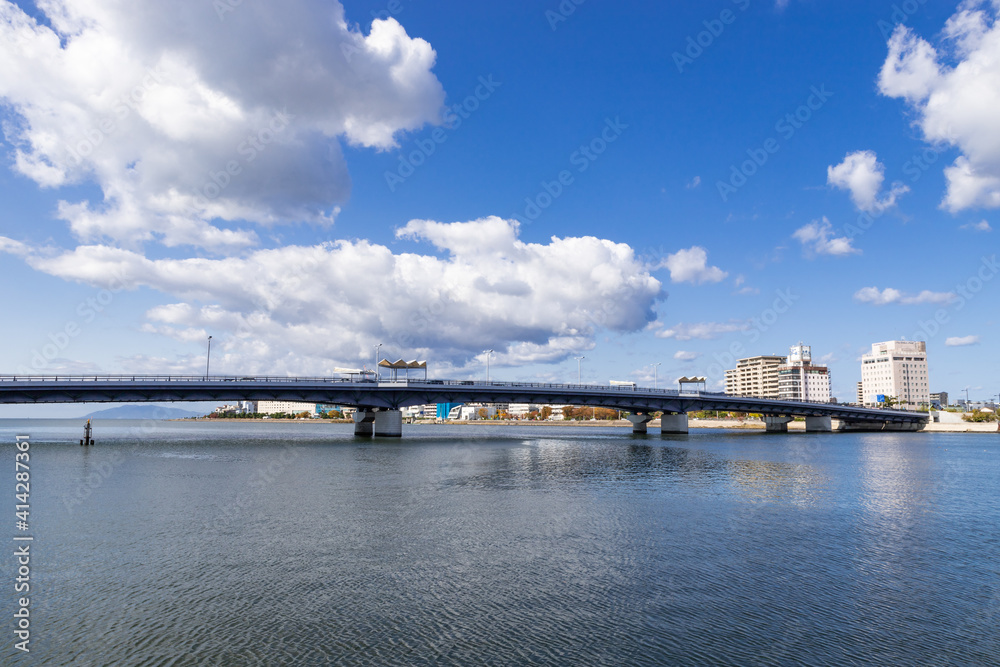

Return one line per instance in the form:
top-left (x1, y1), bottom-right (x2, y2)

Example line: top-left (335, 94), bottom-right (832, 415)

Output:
top-left (174, 417), bottom-right (998, 433)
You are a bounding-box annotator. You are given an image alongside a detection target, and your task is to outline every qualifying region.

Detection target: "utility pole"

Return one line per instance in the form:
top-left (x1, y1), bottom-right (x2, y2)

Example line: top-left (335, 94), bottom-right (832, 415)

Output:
top-left (206, 335), bottom-right (212, 377)
top-left (575, 356), bottom-right (585, 384)
top-left (485, 349), bottom-right (494, 383)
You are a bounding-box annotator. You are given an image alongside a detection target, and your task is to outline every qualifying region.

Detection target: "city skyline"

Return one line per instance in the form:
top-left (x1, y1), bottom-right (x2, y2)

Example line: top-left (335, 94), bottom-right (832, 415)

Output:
top-left (1, 0), bottom-right (998, 417)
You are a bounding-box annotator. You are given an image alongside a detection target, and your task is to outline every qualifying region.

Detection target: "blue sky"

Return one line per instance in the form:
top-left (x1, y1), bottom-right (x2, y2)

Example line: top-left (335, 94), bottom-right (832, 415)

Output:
top-left (1, 0), bottom-right (998, 416)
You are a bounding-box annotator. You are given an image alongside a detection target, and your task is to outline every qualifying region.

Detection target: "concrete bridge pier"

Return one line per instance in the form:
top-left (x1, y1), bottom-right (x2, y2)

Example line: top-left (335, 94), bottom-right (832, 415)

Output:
top-left (626, 412), bottom-right (654, 434)
top-left (832, 419), bottom-right (924, 432)
top-left (805, 416), bottom-right (832, 432)
top-left (354, 409), bottom-right (403, 437)
top-left (660, 412), bottom-right (689, 434)
top-left (353, 409), bottom-right (375, 436)
top-left (373, 409), bottom-right (403, 437)
top-left (882, 421), bottom-right (924, 432)
top-left (765, 415), bottom-right (794, 433)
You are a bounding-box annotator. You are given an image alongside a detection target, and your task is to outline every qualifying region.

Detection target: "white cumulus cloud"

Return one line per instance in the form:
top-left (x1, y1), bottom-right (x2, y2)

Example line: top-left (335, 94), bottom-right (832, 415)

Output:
top-left (854, 287), bottom-right (956, 305)
top-left (674, 350), bottom-right (701, 361)
top-left (652, 321), bottom-right (747, 341)
top-left (0, 217), bottom-right (664, 372)
top-left (661, 246), bottom-right (728, 284)
top-left (0, 0), bottom-right (446, 249)
top-left (946, 335), bottom-right (981, 346)
top-left (793, 217), bottom-right (860, 256)
top-left (827, 150), bottom-right (909, 212)
top-left (961, 220), bottom-right (993, 231)
top-left (878, 5), bottom-right (1000, 211)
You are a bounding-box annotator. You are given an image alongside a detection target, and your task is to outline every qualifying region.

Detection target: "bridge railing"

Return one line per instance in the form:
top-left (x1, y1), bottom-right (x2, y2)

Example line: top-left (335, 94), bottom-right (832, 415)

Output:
top-left (0, 375), bottom-right (358, 383)
top-left (0, 375), bottom-right (924, 418)
top-left (0, 375), bottom-right (915, 412)
top-left (0, 375), bottom-right (709, 396)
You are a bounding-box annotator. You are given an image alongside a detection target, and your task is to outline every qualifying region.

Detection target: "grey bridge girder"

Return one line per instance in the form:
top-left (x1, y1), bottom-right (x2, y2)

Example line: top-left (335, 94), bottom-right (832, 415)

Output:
top-left (0, 376), bottom-right (929, 426)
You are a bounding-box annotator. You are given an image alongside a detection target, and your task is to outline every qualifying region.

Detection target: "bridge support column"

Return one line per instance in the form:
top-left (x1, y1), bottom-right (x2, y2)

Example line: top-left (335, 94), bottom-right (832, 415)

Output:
top-left (833, 419), bottom-right (878, 432)
top-left (660, 412), bottom-right (689, 434)
top-left (353, 409), bottom-right (376, 437)
top-left (373, 409), bottom-right (403, 437)
top-left (883, 421), bottom-right (924, 432)
top-left (805, 416), bottom-right (832, 433)
top-left (765, 415), bottom-right (793, 433)
top-left (626, 413), bottom-right (653, 434)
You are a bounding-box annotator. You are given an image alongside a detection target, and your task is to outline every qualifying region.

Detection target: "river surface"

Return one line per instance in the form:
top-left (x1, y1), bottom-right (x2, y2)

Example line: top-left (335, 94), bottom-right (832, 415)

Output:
top-left (1, 419), bottom-right (998, 665)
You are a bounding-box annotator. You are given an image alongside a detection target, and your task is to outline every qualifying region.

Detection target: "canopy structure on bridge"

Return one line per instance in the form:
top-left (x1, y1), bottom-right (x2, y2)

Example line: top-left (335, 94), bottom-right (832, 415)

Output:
top-left (378, 359), bottom-right (428, 380)
top-left (677, 376), bottom-right (707, 392)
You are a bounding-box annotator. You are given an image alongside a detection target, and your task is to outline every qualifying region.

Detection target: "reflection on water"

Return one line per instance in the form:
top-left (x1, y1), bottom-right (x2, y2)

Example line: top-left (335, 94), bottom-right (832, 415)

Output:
top-left (0, 420), bottom-right (997, 665)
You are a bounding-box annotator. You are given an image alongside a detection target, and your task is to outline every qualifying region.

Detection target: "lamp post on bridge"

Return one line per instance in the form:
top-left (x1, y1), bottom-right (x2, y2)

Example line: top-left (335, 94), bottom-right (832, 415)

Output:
top-left (205, 336), bottom-right (212, 377)
top-left (374, 343), bottom-right (383, 380)
top-left (484, 349), bottom-right (494, 383)
top-left (653, 362), bottom-right (661, 390)
top-left (575, 356), bottom-right (585, 384)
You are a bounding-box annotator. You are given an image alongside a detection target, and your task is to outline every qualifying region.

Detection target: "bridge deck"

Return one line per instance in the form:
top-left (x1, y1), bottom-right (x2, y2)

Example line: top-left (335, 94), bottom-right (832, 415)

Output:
top-left (0, 375), bottom-right (928, 424)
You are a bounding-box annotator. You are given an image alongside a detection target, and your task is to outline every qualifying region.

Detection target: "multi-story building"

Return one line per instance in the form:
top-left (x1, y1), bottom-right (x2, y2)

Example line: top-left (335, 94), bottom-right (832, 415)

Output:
top-left (255, 400), bottom-right (320, 415)
top-left (929, 392), bottom-right (949, 409)
top-left (856, 382), bottom-right (864, 406)
top-left (725, 355), bottom-right (786, 399)
top-left (860, 340), bottom-right (930, 410)
top-left (777, 344), bottom-right (831, 403)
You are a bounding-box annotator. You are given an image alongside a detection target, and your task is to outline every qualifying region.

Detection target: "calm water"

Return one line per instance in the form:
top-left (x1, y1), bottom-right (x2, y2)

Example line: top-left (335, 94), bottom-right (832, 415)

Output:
top-left (1, 419), bottom-right (998, 665)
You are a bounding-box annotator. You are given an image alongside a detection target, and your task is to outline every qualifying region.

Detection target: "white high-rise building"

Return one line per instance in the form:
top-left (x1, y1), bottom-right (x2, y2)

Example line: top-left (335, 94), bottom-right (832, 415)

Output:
top-left (860, 340), bottom-right (930, 410)
top-left (725, 355), bottom-right (786, 399)
top-left (777, 344), bottom-right (831, 403)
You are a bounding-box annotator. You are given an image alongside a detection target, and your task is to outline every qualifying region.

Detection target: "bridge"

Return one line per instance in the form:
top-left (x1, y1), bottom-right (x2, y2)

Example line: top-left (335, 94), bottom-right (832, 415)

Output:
top-left (0, 375), bottom-right (928, 437)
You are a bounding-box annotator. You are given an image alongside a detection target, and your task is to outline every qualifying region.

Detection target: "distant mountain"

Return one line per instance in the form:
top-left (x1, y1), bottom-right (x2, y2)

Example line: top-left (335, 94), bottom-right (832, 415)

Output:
top-left (81, 405), bottom-right (203, 419)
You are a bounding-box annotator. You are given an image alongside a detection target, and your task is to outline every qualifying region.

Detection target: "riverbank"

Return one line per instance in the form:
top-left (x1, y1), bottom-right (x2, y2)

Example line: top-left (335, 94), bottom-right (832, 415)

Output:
top-left (175, 417), bottom-right (997, 432)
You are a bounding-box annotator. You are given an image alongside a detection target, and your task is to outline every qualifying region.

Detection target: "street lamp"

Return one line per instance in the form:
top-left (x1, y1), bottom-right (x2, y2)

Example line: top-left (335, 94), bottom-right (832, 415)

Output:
top-left (374, 343), bottom-right (383, 380)
top-left (653, 362), bottom-right (661, 390)
top-left (206, 335), bottom-right (212, 377)
top-left (484, 349), bottom-right (494, 383)
top-left (575, 356), bottom-right (586, 384)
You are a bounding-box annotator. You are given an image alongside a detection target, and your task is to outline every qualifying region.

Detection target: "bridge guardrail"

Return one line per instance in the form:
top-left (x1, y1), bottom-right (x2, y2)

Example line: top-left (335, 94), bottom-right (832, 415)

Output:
top-left (0, 374), bottom-right (882, 407)
top-left (0, 375), bottom-right (925, 419)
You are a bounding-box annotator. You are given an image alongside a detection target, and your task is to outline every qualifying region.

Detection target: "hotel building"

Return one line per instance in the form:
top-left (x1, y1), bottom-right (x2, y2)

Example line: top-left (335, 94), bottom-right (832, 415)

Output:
top-left (776, 344), bottom-right (832, 403)
top-left (860, 340), bottom-right (930, 410)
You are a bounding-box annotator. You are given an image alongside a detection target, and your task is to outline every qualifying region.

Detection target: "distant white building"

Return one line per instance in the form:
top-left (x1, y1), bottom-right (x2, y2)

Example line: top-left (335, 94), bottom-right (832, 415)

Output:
top-left (777, 344), bottom-right (831, 403)
top-left (860, 340), bottom-right (930, 410)
top-left (256, 400), bottom-right (318, 415)
top-left (402, 404), bottom-right (438, 419)
top-left (507, 403), bottom-right (540, 418)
